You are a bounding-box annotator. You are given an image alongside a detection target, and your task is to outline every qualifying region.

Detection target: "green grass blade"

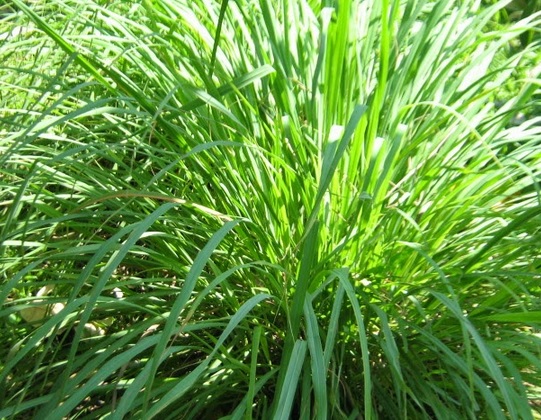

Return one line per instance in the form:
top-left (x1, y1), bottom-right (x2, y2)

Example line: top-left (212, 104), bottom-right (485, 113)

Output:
top-left (272, 339), bottom-right (307, 420)
top-left (304, 295), bottom-right (327, 419)
top-left (145, 293), bottom-right (272, 418)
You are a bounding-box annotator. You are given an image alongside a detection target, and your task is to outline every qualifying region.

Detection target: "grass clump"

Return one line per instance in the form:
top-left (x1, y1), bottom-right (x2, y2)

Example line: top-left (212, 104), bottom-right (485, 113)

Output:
top-left (1, 0), bottom-right (540, 418)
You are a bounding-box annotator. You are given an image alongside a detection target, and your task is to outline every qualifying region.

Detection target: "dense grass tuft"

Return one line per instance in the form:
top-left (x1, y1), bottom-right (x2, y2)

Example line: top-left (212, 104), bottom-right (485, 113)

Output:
top-left (1, 0), bottom-right (540, 418)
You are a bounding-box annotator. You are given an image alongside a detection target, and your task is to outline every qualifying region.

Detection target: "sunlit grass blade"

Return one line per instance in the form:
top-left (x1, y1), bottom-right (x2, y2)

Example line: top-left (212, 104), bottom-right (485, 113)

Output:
top-left (1, 0), bottom-right (540, 417)
top-left (272, 339), bottom-right (307, 420)
top-left (304, 295), bottom-right (327, 419)
top-left (338, 269), bottom-right (373, 420)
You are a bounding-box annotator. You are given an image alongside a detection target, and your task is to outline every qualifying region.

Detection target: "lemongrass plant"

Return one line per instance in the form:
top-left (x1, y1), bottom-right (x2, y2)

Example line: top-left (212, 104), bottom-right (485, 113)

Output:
top-left (1, 0), bottom-right (540, 418)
